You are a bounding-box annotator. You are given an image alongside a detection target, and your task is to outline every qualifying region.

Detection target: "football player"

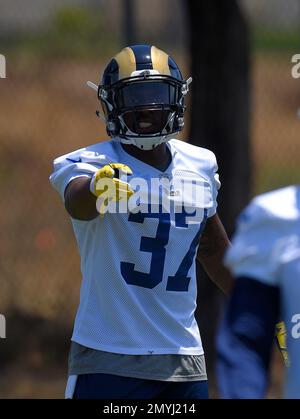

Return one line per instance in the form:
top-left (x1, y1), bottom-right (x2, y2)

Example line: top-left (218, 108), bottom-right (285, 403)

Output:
top-left (217, 186), bottom-right (300, 398)
top-left (50, 45), bottom-right (232, 399)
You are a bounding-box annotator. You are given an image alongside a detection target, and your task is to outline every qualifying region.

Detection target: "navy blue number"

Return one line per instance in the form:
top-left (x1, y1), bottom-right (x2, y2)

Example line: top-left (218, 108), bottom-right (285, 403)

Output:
top-left (166, 209), bottom-right (208, 291)
top-left (120, 211), bottom-right (170, 289)
top-left (121, 208), bottom-right (207, 291)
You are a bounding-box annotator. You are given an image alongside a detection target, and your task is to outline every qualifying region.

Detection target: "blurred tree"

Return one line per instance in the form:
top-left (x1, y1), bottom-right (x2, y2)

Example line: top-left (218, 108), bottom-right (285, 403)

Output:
top-left (186, 0), bottom-right (251, 383)
top-left (8, 6), bottom-right (117, 60)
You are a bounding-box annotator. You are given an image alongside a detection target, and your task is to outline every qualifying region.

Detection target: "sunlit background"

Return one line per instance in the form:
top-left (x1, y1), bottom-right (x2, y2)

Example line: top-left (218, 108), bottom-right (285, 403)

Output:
top-left (0, 0), bottom-right (299, 398)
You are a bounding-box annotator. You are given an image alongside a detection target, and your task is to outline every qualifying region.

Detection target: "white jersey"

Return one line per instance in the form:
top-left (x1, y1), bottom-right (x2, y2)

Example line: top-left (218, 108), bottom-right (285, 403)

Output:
top-left (225, 186), bottom-right (300, 398)
top-left (50, 138), bottom-right (220, 355)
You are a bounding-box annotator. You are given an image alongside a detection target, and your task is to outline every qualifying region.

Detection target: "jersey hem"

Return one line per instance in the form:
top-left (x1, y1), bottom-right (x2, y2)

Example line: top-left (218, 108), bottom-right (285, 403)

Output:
top-left (68, 368), bottom-right (208, 382)
top-left (71, 336), bottom-right (204, 356)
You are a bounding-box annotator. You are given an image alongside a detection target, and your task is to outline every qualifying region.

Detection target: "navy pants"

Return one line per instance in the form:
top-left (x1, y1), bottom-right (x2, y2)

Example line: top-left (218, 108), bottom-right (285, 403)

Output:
top-left (73, 373), bottom-right (209, 399)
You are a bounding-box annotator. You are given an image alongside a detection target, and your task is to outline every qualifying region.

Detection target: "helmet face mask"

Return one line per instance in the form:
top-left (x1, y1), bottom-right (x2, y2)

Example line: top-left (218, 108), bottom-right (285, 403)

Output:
top-left (100, 75), bottom-right (185, 137)
top-left (122, 108), bottom-right (174, 135)
top-left (94, 45), bottom-right (191, 150)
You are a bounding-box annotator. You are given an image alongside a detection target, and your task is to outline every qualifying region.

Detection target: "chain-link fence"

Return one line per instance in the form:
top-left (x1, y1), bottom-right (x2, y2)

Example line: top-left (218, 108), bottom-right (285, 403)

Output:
top-left (0, 0), bottom-right (298, 398)
top-left (241, 0), bottom-right (300, 193)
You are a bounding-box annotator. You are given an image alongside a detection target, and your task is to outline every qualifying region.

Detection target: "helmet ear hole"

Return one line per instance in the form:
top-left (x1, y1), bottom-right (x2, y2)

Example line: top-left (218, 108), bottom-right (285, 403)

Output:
top-left (176, 116), bottom-right (185, 131)
top-left (107, 119), bottom-right (120, 137)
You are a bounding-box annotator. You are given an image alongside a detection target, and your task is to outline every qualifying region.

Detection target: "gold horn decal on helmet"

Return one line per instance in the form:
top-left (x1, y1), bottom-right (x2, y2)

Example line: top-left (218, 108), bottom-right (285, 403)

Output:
top-left (114, 47), bottom-right (136, 80)
top-left (151, 46), bottom-right (171, 76)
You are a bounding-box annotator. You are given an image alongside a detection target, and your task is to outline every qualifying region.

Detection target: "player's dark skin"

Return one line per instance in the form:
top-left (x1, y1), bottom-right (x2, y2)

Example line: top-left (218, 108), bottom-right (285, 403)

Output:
top-left (65, 142), bottom-right (233, 296)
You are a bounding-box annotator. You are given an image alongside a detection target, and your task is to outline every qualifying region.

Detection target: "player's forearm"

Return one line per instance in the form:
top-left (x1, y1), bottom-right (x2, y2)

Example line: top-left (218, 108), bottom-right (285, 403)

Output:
top-left (64, 177), bottom-right (98, 221)
top-left (197, 214), bottom-right (233, 295)
top-left (199, 251), bottom-right (234, 296)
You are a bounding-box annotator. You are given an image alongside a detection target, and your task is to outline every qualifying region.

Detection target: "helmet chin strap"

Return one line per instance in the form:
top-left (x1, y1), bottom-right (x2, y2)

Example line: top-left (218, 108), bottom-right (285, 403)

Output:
top-left (116, 110), bottom-right (177, 150)
top-left (117, 133), bottom-right (175, 151)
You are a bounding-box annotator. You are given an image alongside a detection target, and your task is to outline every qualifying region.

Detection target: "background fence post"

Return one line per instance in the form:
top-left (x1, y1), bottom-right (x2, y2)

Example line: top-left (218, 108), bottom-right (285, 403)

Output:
top-left (123, 0), bottom-right (137, 46)
top-left (186, 0), bottom-right (251, 387)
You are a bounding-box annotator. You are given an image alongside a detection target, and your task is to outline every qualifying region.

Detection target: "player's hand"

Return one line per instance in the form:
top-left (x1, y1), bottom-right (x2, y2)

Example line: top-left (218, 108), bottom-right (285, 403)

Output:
top-left (90, 163), bottom-right (134, 215)
top-left (275, 321), bottom-right (289, 367)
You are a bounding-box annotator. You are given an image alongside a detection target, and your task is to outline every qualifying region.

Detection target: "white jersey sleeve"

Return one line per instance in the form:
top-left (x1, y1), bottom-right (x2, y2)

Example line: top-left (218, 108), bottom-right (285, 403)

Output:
top-left (49, 145), bottom-right (114, 200)
top-left (225, 200), bottom-right (281, 285)
top-left (225, 186), bottom-right (300, 286)
top-left (169, 140), bottom-right (221, 218)
top-left (207, 152), bottom-right (221, 218)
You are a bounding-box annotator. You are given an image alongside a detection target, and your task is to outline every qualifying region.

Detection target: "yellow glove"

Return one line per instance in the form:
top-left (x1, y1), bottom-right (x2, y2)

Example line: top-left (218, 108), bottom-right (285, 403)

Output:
top-left (275, 321), bottom-right (289, 367)
top-left (90, 163), bottom-right (134, 215)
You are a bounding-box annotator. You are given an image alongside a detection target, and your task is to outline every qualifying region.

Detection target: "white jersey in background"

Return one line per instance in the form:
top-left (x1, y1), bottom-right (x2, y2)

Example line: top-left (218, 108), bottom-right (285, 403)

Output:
top-left (50, 138), bottom-right (220, 356)
top-left (225, 185), bottom-right (300, 398)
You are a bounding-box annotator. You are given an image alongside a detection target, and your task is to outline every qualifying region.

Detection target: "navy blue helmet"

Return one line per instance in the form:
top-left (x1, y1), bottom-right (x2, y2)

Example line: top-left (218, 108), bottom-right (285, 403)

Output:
top-left (95, 45), bottom-right (192, 150)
